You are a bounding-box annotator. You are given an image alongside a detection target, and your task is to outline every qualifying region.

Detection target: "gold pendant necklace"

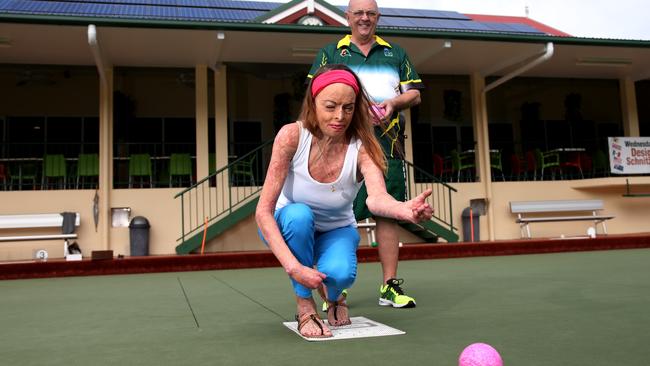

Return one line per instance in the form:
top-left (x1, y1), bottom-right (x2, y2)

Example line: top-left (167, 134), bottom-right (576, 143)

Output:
top-left (315, 138), bottom-right (338, 192)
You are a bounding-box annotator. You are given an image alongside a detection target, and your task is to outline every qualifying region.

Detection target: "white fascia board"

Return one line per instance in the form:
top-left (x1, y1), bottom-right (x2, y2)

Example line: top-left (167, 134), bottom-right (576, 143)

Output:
top-left (315, 2), bottom-right (347, 25)
top-left (263, 2), bottom-right (307, 24)
top-left (263, 0), bottom-right (347, 25)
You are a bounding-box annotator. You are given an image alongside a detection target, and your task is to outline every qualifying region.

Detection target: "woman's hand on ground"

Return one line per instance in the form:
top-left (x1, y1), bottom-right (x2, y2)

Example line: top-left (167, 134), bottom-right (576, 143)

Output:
top-left (288, 264), bottom-right (327, 289)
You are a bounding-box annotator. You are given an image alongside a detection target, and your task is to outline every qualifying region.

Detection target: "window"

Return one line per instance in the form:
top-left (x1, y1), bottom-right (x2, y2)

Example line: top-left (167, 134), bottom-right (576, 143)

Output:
top-left (6, 117), bottom-right (45, 157)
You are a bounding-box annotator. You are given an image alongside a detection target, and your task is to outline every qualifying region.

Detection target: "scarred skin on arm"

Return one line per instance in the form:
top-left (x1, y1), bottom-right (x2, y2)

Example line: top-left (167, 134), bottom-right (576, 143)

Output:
top-left (255, 122), bottom-right (327, 289)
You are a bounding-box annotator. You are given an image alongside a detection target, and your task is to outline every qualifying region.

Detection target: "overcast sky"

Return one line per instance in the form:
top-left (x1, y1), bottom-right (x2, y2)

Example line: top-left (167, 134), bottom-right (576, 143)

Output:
top-left (252, 0), bottom-right (650, 40)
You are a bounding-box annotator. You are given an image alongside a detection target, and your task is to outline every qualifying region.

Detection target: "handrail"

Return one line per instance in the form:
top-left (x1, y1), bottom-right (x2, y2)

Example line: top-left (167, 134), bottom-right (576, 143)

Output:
top-left (174, 139), bottom-right (274, 244)
top-left (175, 141), bottom-right (458, 247)
top-left (403, 160), bottom-right (458, 233)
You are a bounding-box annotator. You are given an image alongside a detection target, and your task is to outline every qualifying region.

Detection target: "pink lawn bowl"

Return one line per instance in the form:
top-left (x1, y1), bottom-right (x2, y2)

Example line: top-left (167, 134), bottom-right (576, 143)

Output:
top-left (370, 104), bottom-right (385, 125)
top-left (458, 343), bottom-right (503, 366)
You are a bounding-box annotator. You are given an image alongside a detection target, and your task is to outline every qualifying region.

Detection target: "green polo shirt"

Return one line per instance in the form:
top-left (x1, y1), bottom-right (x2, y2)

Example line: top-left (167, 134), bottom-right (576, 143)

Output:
top-left (308, 35), bottom-right (424, 159)
top-left (308, 35), bottom-right (424, 104)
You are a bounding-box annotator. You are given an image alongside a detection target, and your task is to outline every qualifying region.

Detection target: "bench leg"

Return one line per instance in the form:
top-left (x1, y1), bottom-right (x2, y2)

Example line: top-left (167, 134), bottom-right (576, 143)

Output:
top-left (599, 220), bottom-right (608, 235)
top-left (519, 222), bottom-right (531, 239)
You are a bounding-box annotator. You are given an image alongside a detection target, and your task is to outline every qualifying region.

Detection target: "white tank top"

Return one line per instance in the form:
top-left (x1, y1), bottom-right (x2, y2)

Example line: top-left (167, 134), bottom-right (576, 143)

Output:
top-left (276, 122), bottom-right (363, 232)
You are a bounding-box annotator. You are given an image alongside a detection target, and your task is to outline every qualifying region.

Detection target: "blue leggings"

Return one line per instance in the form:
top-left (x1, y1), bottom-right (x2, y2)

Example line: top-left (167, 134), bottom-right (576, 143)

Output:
top-left (259, 203), bottom-right (359, 300)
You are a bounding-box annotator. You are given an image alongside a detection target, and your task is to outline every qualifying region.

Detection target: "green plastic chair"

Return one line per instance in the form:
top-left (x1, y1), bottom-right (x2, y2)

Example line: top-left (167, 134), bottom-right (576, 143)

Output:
top-left (209, 153), bottom-right (216, 175)
top-left (129, 153), bottom-right (153, 188)
top-left (534, 149), bottom-right (561, 180)
top-left (43, 154), bottom-right (67, 189)
top-left (76, 153), bottom-right (99, 189)
top-left (592, 149), bottom-right (609, 177)
top-left (490, 150), bottom-right (505, 181)
top-left (169, 153), bottom-right (193, 187)
top-left (230, 153), bottom-right (256, 186)
top-left (449, 150), bottom-right (475, 182)
top-left (11, 163), bottom-right (38, 190)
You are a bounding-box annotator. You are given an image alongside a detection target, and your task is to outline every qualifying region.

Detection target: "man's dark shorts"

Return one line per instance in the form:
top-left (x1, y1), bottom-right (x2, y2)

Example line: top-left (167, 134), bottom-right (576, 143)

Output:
top-left (353, 158), bottom-right (406, 221)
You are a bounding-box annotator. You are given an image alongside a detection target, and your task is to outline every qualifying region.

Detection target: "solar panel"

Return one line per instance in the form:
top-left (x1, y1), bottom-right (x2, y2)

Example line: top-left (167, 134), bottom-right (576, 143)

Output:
top-left (379, 16), bottom-right (502, 33)
top-left (479, 22), bottom-right (543, 34)
top-left (377, 17), bottom-right (406, 27)
top-left (376, 8), bottom-right (397, 16)
top-left (0, 0), bottom-right (266, 21)
top-left (408, 17), bottom-right (437, 28)
top-left (91, 4), bottom-right (114, 16)
top-left (435, 10), bottom-right (471, 20)
top-left (228, 1), bottom-right (278, 10)
top-left (379, 7), bottom-right (469, 20)
top-left (509, 23), bottom-right (545, 34)
top-left (31, 0), bottom-right (277, 11)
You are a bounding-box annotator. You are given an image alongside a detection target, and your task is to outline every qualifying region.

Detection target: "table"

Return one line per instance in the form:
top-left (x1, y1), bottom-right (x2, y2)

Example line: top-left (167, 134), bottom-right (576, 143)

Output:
top-left (549, 147), bottom-right (586, 153)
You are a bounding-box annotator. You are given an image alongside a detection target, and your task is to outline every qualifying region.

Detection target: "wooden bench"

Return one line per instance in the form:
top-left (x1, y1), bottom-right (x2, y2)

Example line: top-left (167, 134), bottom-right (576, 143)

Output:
top-left (0, 213), bottom-right (80, 242)
top-left (510, 200), bottom-right (614, 238)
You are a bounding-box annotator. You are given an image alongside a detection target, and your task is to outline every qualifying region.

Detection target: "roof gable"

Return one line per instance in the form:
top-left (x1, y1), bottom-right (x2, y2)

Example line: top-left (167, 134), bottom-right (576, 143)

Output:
top-left (256, 0), bottom-right (346, 26)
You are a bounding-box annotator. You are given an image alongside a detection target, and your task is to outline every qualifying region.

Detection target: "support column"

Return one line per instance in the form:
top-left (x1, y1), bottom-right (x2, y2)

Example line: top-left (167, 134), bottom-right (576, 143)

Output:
top-left (99, 67), bottom-right (113, 250)
top-left (195, 65), bottom-right (209, 180)
top-left (214, 65), bottom-right (229, 171)
top-left (402, 108), bottom-right (417, 201)
top-left (470, 73), bottom-right (495, 241)
top-left (620, 77), bottom-right (640, 137)
top-left (403, 109), bottom-right (413, 162)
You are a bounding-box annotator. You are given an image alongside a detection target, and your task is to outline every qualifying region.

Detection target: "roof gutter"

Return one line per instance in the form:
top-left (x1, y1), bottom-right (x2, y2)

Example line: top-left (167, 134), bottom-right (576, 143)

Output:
top-left (484, 42), bottom-right (554, 93)
top-left (87, 24), bottom-right (111, 87)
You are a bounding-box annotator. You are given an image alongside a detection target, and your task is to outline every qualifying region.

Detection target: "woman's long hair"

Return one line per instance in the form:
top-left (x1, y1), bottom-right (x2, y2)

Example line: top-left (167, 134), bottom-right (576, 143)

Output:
top-left (299, 64), bottom-right (387, 173)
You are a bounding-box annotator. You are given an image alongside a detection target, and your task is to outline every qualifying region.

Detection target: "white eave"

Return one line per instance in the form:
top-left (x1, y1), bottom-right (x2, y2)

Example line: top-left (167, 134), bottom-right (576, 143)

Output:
top-left (262, 0), bottom-right (347, 26)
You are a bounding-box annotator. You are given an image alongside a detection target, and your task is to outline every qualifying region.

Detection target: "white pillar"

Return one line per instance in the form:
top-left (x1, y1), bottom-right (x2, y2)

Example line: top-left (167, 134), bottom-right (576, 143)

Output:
top-left (214, 65), bottom-right (229, 171)
top-left (403, 108), bottom-right (413, 162)
top-left (470, 72), bottom-right (495, 241)
top-left (99, 67), bottom-right (113, 250)
top-left (195, 65), bottom-right (209, 180)
top-left (620, 77), bottom-right (640, 137)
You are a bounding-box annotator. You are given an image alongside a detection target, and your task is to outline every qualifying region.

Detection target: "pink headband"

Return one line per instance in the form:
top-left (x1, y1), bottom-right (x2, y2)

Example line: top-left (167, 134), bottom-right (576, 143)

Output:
top-left (311, 69), bottom-right (360, 97)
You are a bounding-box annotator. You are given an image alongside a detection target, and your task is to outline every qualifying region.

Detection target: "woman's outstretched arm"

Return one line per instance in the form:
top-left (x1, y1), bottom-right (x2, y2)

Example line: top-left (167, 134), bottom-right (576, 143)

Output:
top-left (358, 146), bottom-right (433, 223)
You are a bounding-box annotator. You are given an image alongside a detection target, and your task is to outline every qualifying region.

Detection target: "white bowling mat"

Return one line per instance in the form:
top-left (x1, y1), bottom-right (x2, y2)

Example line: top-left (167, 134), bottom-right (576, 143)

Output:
top-left (283, 316), bottom-right (406, 341)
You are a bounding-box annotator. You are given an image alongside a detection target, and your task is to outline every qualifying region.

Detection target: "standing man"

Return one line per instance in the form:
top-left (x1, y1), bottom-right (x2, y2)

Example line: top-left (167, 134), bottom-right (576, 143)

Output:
top-left (308, 0), bottom-right (424, 308)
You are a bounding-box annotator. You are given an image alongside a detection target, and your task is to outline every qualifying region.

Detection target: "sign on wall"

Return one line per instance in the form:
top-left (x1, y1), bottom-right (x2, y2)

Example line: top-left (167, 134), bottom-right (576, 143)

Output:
top-left (608, 137), bottom-right (650, 174)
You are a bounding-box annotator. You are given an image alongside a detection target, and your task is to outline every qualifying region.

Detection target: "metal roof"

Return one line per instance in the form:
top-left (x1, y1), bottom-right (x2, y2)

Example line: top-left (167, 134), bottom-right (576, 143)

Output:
top-left (0, 0), bottom-right (274, 22)
top-left (0, 0), bottom-right (546, 35)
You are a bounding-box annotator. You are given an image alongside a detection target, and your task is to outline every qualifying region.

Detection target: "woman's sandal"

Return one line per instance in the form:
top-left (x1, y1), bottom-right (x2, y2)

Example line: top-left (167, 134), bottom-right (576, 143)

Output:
top-left (327, 301), bottom-right (351, 326)
top-left (295, 313), bottom-right (332, 338)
